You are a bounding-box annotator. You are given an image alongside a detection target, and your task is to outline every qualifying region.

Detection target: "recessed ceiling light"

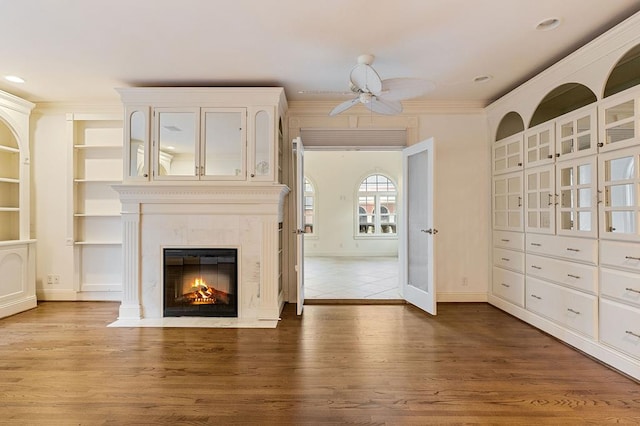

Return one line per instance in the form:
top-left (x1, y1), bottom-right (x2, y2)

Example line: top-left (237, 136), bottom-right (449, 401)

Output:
top-left (536, 17), bottom-right (561, 31)
top-left (5, 75), bottom-right (25, 83)
top-left (473, 75), bottom-right (492, 83)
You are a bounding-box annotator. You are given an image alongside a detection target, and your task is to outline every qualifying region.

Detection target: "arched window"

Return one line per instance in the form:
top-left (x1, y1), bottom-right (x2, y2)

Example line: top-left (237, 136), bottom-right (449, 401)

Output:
top-left (356, 174), bottom-right (397, 235)
top-left (304, 177), bottom-right (315, 235)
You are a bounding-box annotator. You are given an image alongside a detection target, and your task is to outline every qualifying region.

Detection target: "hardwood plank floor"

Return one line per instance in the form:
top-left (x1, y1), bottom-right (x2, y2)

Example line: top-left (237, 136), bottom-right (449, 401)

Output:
top-left (0, 302), bottom-right (638, 425)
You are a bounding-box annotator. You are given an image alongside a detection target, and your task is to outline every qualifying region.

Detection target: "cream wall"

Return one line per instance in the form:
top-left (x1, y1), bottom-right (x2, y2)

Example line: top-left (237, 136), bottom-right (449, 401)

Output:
top-left (304, 150), bottom-right (402, 257)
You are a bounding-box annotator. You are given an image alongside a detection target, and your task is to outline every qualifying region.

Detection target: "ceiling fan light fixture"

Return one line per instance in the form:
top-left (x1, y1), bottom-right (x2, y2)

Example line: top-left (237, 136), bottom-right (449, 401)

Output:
top-left (536, 17), bottom-right (561, 31)
top-left (359, 93), bottom-right (373, 104)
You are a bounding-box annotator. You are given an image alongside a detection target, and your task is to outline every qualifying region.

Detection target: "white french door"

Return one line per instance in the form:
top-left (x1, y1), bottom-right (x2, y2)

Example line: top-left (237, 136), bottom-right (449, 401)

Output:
top-left (401, 138), bottom-right (437, 315)
top-left (293, 137), bottom-right (305, 314)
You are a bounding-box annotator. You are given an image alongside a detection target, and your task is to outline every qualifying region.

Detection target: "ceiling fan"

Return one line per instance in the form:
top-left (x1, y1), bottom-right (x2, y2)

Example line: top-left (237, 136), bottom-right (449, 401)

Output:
top-left (320, 54), bottom-right (435, 116)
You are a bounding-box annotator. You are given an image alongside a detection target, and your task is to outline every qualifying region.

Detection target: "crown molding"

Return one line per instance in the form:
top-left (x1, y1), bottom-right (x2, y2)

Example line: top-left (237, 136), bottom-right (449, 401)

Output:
top-left (32, 101), bottom-right (123, 115)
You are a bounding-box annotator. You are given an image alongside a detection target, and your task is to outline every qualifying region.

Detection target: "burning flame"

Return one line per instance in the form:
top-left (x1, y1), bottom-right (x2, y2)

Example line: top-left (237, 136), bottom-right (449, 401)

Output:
top-left (177, 277), bottom-right (230, 305)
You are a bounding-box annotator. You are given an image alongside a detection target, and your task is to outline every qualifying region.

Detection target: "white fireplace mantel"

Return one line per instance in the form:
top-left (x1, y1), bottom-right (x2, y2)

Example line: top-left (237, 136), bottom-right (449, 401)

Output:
top-left (110, 183), bottom-right (290, 328)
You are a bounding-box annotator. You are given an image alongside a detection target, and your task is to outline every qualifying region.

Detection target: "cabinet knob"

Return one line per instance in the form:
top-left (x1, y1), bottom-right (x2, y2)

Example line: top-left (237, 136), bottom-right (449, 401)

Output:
top-left (597, 142), bottom-right (604, 148)
top-left (250, 173), bottom-right (255, 178)
top-left (143, 173), bottom-right (148, 178)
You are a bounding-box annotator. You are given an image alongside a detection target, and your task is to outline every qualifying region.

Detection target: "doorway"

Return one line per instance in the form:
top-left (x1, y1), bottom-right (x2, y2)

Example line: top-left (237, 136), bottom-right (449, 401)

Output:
top-left (302, 150), bottom-right (402, 300)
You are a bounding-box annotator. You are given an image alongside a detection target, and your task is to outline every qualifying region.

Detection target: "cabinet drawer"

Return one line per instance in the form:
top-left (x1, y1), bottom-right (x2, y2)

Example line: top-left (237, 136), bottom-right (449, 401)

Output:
top-left (492, 267), bottom-right (524, 307)
top-left (526, 253), bottom-right (597, 294)
top-left (526, 234), bottom-right (597, 264)
top-left (600, 267), bottom-right (640, 308)
top-left (526, 276), bottom-right (597, 338)
top-left (600, 240), bottom-right (640, 273)
top-left (493, 231), bottom-right (524, 251)
top-left (493, 248), bottom-right (524, 272)
top-left (600, 299), bottom-right (640, 360)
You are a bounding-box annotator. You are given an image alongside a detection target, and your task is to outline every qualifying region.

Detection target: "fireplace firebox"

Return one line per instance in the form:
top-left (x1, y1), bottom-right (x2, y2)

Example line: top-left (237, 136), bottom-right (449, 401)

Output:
top-left (163, 248), bottom-right (238, 317)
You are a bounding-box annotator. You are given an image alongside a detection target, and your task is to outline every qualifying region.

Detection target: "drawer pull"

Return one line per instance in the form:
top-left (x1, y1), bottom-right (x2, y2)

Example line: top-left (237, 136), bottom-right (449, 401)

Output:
top-left (531, 294), bottom-right (542, 300)
top-left (501, 283), bottom-right (510, 288)
top-left (625, 287), bottom-right (640, 294)
top-left (531, 265), bottom-right (542, 270)
top-left (624, 256), bottom-right (640, 261)
top-left (566, 248), bottom-right (580, 252)
top-left (500, 239), bottom-right (510, 242)
top-left (567, 274), bottom-right (581, 279)
top-left (530, 243), bottom-right (541, 247)
top-left (626, 331), bottom-right (640, 339)
top-left (567, 308), bottom-right (581, 315)
top-left (501, 257), bottom-right (510, 262)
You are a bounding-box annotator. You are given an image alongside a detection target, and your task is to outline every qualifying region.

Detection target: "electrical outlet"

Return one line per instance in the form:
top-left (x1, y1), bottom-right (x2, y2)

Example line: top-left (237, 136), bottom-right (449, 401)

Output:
top-left (462, 277), bottom-right (468, 286)
top-left (53, 275), bottom-right (60, 285)
top-left (47, 274), bottom-right (54, 285)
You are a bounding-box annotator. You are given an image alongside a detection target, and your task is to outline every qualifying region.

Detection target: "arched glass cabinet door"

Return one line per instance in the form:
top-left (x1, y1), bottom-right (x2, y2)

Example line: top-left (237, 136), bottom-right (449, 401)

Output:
top-left (124, 106), bottom-right (150, 181)
top-left (250, 108), bottom-right (274, 181)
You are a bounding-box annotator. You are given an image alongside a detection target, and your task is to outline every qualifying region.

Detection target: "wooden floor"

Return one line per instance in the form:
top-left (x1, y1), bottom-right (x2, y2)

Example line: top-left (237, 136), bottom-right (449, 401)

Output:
top-left (1, 302), bottom-right (639, 425)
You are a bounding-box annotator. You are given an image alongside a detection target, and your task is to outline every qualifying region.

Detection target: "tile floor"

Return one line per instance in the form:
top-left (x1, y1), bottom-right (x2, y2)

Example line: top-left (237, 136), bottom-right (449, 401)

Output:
top-left (304, 256), bottom-right (401, 299)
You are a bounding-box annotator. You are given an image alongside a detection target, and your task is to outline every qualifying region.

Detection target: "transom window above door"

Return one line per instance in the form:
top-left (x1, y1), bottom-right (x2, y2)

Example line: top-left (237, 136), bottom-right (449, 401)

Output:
top-left (357, 174), bottom-right (398, 236)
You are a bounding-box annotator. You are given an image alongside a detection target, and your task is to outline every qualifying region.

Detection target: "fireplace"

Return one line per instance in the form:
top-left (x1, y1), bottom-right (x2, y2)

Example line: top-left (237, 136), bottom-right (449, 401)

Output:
top-left (163, 248), bottom-right (238, 317)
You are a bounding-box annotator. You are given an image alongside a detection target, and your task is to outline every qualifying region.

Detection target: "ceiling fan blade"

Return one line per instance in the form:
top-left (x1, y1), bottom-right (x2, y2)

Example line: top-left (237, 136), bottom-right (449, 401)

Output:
top-left (329, 97), bottom-right (360, 116)
top-left (365, 97), bottom-right (403, 115)
top-left (379, 78), bottom-right (435, 101)
top-left (350, 64), bottom-right (382, 95)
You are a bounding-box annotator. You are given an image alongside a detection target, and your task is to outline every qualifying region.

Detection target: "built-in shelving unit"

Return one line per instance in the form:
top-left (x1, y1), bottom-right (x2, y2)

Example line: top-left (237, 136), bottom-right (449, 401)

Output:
top-left (67, 113), bottom-right (123, 298)
top-left (0, 90), bottom-right (36, 319)
top-left (488, 27), bottom-right (640, 381)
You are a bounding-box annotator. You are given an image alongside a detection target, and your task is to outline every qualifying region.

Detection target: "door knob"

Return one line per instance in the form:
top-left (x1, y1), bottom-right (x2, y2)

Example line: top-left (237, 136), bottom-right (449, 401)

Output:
top-left (421, 228), bottom-right (438, 234)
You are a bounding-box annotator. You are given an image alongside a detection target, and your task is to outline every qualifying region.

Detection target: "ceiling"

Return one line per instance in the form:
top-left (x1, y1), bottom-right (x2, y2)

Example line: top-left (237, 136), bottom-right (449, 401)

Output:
top-left (1, 0), bottom-right (639, 107)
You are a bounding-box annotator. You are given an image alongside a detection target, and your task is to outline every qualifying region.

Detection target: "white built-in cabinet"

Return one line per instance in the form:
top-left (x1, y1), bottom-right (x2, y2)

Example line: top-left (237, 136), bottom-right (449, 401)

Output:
top-left (119, 89), bottom-right (285, 185)
top-left (0, 90), bottom-right (36, 318)
top-left (490, 84), bottom-right (640, 380)
top-left (67, 113), bottom-right (123, 298)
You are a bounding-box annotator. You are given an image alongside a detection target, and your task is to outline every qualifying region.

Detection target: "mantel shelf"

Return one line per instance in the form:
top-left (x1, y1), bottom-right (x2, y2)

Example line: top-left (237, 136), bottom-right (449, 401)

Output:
top-left (74, 241), bottom-right (122, 246)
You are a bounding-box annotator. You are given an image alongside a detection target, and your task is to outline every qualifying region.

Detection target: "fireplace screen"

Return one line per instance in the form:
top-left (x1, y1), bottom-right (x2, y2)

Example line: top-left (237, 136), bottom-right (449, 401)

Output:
top-left (163, 248), bottom-right (238, 317)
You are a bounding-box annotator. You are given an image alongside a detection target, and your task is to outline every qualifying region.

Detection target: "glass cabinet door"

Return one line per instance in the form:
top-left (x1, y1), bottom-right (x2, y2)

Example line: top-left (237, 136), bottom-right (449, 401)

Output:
top-left (493, 134), bottom-right (523, 175)
top-left (525, 165), bottom-right (555, 234)
top-left (124, 106), bottom-right (149, 181)
top-left (201, 108), bottom-right (246, 180)
top-left (599, 147), bottom-right (640, 241)
top-left (493, 171), bottom-right (523, 232)
top-left (556, 105), bottom-right (597, 161)
top-left (524, 122), bottom-right (554, 168)
top-left (599, 89), bottom-right (639, 153)
top-left (556, 156), bottom-right (597, 238)
top-left (251, 109), bottom-right (273, 181)
top-left (155, 108), bottom-right (199, 179)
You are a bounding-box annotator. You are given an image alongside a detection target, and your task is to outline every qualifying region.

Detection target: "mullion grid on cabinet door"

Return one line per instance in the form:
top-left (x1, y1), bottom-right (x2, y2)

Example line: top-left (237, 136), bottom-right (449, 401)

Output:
top-left (556, 156), bottom-right (598, 238)
top-left (556, 105), bottom-right (597, 161)
top-left (493, 134), bottom-right (523, 174)
top-left (493, 171), bottom-right (523, 232)
top-left (599, 147), bottom-right (640, 241)
top-left (599, 89), bottom-right (638, 153)
top-left (525, 165), bottom-right (555, 234)
top-left (524, 123), bottom-right (554, 168)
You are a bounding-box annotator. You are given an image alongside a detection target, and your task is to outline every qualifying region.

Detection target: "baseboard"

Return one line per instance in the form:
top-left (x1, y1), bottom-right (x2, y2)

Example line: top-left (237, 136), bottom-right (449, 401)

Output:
top-left (37, 289), bottom-right (122, 301)
top-left (0, 295), bottom-right (37, 319)
top-left (437, 292), bottom-right (488, 302)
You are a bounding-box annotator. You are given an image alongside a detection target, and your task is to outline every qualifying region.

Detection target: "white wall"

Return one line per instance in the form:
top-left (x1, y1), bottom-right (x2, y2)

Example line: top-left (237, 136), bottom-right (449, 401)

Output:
top-left (420, 113), bottom-right (490, 301)
top-left (304, 150), bottom-right (402, 257)
top-left (31, 111), bottom-right (75, 298)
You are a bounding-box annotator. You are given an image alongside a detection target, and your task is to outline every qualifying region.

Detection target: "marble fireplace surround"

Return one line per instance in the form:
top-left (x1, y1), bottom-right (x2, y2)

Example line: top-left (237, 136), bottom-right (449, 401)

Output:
top-left (109, 183), bottom-right (289, 328)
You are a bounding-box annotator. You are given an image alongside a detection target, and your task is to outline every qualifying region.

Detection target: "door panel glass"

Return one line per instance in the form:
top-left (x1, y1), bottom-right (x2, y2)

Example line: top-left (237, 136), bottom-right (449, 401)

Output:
top-left (577, 164), bottom-right (591, 185)
top-left (607, 157), bottom-right (634, 181)
top-left (576, 116), bottom-right (590, 132)
top-left (561, 122), bottom-right (573, 138)
top-left (577, 135), bottom-right (591, 151)
top-left (606, 122), bottom-right (634, 144)
top-left (607, 211), bottom-right (636, 234)
top-left (608, 184), bottom-right (635, 207)
top-left (129, 110), bottom-right (145, 177)
top-left (158, 111), bottom-right (196, 176)
top-left (561, 168), bottom-right (573, 186)
top-left (204, 111), bottom-right (242, 177)
top-left (408, 150), bottom-right (429, 292)
top-left (577, 212), bottom-right (592, 231)
top-left (605, 100), bottom-right (633, 124)
top-left (577, 188), bottom-right (591, 208)
top-left (254, 111), bottom-right (270, 176)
